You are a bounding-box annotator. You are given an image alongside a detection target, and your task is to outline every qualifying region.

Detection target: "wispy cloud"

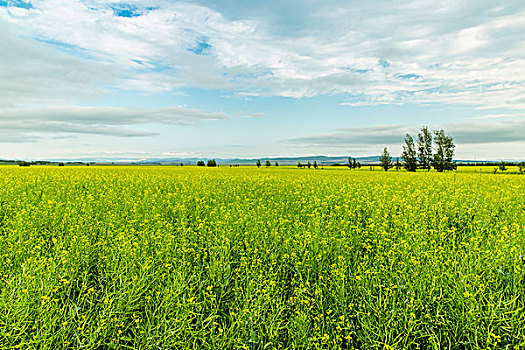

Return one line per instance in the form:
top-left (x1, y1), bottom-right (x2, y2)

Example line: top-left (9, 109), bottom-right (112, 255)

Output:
top-left (0, 105), bottom-right (250, 141)
top-left (0, 0), bottom-right (523, 160)
top-left (1, 0), bottom-right (523, 108)
top-left (289, 118), bottom-right (525, 146)
top-left (469, 113), bottom-right (525, 120)
top-left (0, 21), bottom-right (118, 107)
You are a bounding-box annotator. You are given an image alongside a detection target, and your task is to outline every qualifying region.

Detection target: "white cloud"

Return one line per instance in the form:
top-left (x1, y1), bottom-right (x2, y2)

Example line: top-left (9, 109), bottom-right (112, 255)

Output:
top-left (470, 113), bottom-right (525, 120)
top-left (0, 20), bottom-right (118, 107)
top-left (1, 0), bottom-right (523, 109)
top-left (289, 118), bottom-right (525, 146)
top-left (0, 0), bottom-right (524, 161)
top-left (0, 105), bottom-right (245, 141)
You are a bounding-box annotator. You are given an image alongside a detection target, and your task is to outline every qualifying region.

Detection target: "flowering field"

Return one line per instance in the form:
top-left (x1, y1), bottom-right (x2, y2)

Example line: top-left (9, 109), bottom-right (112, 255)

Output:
top-left (0, 166), bottom-right (524, 349)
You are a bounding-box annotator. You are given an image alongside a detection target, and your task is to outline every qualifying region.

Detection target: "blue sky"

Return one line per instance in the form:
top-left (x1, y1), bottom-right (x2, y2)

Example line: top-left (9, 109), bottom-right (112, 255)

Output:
top-left (0, 0), bottom-right (524, 160)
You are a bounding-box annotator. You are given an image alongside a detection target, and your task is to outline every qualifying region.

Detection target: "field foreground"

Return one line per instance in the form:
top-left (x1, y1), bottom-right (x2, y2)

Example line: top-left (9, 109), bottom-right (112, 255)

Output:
top-left (0, 166), bottom-right (524, 349)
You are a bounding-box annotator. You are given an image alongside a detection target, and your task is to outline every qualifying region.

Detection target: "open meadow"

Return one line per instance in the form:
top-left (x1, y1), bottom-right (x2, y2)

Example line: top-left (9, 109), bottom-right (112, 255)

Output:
top-left (1, 166), bottom-right (524, 349)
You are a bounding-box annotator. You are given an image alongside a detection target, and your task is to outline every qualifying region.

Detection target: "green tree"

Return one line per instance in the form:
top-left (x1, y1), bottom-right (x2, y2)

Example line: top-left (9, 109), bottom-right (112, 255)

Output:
top-left (394, 158), bottom-right (401, 171)
top-left (498, 161), bottom-right (507, 172)
top-left (313, 161), bottom-right (318, 169)
top-left (433, 129), bottom-right (456, 172)
top-left (197, 160), bottom-right (205, 166)
top-left (307, 161), bottom-right (311, 169)
top-left (433, 130), bottom-right (445, 172)
top-left (265, 160), bottom-right (271, 167)
top-left (347, 157), bottom-right (359, 169)
top-left (256, 159), bottom-right (261, 168)
top-left (275, 162), bottom-right (278, 167)
top-left (417, 126), bottom-right (433, 171)
top-left (297, 162), bottom-right (302, 168)
top-left (443, 133), bottom-right (456, 170)
top-left (518, 161), bottom-right (525, 174)
top-left (207, 159), bottom-right (217, 167)
top-left (380, 147), bottom-right (393, 171)
top-left (402, 134), bottom-right (417, 172)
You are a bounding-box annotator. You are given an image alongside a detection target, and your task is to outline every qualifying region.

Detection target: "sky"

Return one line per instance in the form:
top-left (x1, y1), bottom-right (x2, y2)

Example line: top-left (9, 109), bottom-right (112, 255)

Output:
top-left (1, 0), bottom-right (524, 161)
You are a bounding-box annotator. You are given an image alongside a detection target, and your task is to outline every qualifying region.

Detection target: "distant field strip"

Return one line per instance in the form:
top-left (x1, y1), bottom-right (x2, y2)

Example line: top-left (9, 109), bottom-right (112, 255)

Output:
top-left (0, 166), bottom-right (524, 349)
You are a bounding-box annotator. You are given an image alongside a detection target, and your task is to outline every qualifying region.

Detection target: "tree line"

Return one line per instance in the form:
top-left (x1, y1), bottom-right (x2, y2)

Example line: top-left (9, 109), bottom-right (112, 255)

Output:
top-left (380, 126), bottom-right (456, 172)
top-left (194, 132), bottom-right (525, 172)
top-left (197, 160), bottom-right (217, 167)
top-left (347, 157), bottom-right (362, 169)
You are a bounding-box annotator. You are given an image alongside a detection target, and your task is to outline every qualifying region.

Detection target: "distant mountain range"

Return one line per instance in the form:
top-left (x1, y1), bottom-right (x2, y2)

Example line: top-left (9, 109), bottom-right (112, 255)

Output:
top-left (2, 155), bottom-right (378, 165)
top-left (73, 156), bottom-right (514, 165)
top-left (1, 156), bottom-right (519, 165)
top-left (139, 156), bottom-right (512, 165)
top-left (136, 155), bottom-right (381, 165)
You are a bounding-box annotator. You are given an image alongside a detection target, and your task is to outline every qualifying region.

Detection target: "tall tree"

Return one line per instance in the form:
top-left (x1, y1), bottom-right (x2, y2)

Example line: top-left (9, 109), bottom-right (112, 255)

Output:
top-left (395, 157), bottom-right (401, 171)
top-left (256, 159), bottom-right (261, 168)
top-left (433, 129), bottom-right (456, 172)
top-left (313, 161), bottom-right (318, 169)
top-left (402, 134), bottom-right (417, 172)
top-left (518, 161), bottom-right (525, 174)
top-left (417, 126), bottom-right (433, 171)
top-left (433, 130), bottom-right (446, 172)
top-left (443, 132), bottom-right (456, 170)
top-left (380, 147), bottom-right (393, 171)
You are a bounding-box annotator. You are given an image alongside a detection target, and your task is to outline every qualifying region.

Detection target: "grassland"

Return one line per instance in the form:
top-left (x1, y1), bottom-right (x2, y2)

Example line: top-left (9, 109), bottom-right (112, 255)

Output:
top-left (0, 166), bottom-right (524, 349)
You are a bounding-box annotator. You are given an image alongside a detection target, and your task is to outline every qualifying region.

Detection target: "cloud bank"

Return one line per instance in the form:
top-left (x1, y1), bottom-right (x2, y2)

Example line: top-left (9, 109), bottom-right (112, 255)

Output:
top-left (0, 106), bottom-right (247, 141)
top-left (289, 118), bottom-right (525, 146)
top-left (1, 0), bottom-right (523, 108)
top-left (0, 0), bottom-right (523, 160)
